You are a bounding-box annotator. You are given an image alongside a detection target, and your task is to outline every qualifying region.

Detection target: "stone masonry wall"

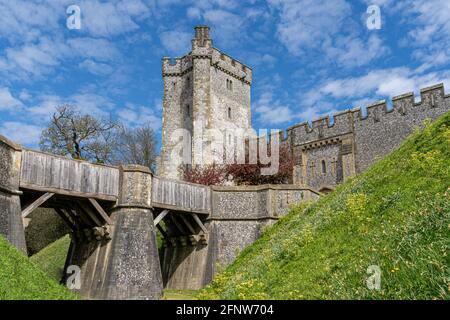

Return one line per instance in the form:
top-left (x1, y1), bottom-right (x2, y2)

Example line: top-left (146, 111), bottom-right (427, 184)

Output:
top-left (159, 55), bottom-right (193, 179)
top-left (159, 26), bottom-right (252, 179)
top-left (207, 186), bottom-right (320, 274)
top-left (354, 84), bottom-right (448, 173)
top-left (0, 135), bottom-right (26, 252)
top-left (287, 83), bottom-right (449, 191)
top-left (161, 185), bottom-right (320, 290)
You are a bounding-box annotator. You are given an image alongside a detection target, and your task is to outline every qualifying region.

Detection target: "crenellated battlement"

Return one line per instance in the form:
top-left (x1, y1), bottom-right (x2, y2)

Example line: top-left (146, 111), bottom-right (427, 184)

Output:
top-left (212, 48), bottom-right (252, 85)
top-left (161, 26), bottom-right (252, 85)
top-left (162, 55), bottom-right (193, 76)
top-left (286, 83), bottom-right (448, 147)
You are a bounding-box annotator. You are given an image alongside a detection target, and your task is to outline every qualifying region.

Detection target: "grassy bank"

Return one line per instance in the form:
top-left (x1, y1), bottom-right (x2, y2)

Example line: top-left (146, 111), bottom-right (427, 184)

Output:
top-left (0, 235), bottom-right (76, 300)
top-left (199, 112), bottom-right (450, 300)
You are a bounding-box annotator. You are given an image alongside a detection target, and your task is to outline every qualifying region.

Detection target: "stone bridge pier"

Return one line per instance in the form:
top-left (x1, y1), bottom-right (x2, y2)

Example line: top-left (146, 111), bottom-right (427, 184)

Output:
top-left (0, 137), bottom-right (26, 252)
top-left (65, 165), bottom-right (163, 300)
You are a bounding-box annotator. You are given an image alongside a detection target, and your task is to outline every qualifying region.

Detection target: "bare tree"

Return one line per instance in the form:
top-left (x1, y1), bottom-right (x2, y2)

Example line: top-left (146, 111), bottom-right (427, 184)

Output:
top-left (39, 105), bottom-right (119, 163)
top-left (114, 123), bottom-right (158, 170)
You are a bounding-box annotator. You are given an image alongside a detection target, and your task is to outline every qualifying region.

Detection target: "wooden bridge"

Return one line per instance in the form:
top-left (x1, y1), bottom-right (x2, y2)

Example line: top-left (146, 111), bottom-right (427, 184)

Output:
top-left (0, 136), bottom-right (211, 300)
top-left (0, 135), bottom-right (319, 299)
top-left (19, 148), bottom-right (210, 234)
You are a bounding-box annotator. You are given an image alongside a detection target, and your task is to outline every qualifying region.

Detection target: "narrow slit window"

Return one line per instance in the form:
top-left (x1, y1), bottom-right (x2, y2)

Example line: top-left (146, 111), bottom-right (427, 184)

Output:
top-left (228, 107), bottom-right (232, 119)
top-left (186, 104), bottom-right (190, 117)
top-left (321, 160), bottom-right (327, 174)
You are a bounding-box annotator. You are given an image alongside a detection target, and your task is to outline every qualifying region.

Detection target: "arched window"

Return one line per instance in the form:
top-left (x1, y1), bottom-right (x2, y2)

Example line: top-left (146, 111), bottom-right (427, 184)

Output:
top-left (228, 107), bottom-right (232, 119)
top-left (321, 160), bottom-right (327, 174)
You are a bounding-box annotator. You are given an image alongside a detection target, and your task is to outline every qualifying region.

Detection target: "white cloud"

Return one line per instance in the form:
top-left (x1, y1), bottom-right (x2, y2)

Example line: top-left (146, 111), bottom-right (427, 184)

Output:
top-left (117, 104), bottom-right (161, 130)
top-left (79, 0), bottom-right (150, 38)
top-left (0, 0), bottom-right (60, 43)
top-left (187, 7), bottom-right (202, 19)
top-left (79, 59), bottom-right (114, 76)
top-left (300, 67), bottom-right (450, 118)
top-left (402, 0), bottom-right (450, 71)
top-left (0, 0), bottom-right (152, 40)
top-left (0, 87), bottom-right (23, 111)
top-left (0, 121), bottom-right (42, 146)
top-left (160, 30), bottom-right (192, 54)
top-left (268, 0), bottom-right (351, 55)
top-left (254, 92), bottom-right (294, 125)
top-left (1, 37), bottom-right (69, 79)
top-left (245, 52), bottom-right (277, 68)
top-left (267, 0), bottom-right (388, 67)
top-left (26, 92), bottom-right (114, 123)
top-left (0, 36), bottom-right (118, 80)
top-left (327, 34), bottom-right (389, 68)
top-left (185, 1), bottom-right (250, 47)
top-left (67, 38), bottom-right (120, 62)
top-left (0, 0), bottom-right (143, 80)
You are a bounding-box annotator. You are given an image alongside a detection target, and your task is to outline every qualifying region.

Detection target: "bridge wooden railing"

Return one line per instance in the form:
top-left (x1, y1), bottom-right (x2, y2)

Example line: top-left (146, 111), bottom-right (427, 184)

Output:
top-left (18, 149), bottom-right (211, 214)
top-left (151, 176), bottom-right (211, 215)
top-left (20, 149), bottom-right (120, 201)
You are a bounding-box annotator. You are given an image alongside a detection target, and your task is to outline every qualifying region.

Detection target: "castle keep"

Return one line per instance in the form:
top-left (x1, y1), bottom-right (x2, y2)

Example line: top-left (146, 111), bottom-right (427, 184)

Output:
top-left (159, 26), bottom-right (252, 180)
top-left (160, 26), bottom-right (450, 193)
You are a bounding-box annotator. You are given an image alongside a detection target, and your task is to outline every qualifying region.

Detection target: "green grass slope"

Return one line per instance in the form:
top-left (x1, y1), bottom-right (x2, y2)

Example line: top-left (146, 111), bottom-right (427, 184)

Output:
top-left (199, 113), bottom-right (450, 300)
top-left (30, 235), bottom-right (71, 282)
top-left (0, 235), bottom-right (77, 300)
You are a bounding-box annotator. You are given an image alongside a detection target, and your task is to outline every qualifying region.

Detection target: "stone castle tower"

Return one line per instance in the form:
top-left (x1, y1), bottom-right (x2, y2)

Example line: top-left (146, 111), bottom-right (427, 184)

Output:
top-left (159, 26), bottom-right (252, 179)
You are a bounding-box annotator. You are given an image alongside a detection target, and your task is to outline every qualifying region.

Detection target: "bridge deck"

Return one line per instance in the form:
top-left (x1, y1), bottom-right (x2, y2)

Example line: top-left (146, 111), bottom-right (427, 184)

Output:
top-left (19, 149), bottom-right (211, 215)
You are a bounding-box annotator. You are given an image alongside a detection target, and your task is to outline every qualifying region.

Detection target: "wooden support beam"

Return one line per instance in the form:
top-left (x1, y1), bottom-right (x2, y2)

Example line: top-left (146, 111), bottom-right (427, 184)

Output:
top-left (54, 208), bottom-right (77, 231)
top-left (169, 214), bottom-right (188, 235)
top-left (70, 203), bottom-right (94, 228)
top-left (154, 209), bottom-right (169, 226)
top-left (179, 214), bottom-right (196, 235)
top-left (192, 213), bottom-right (208, 234)
top-left (78, 201), bottom-right (103, 227)
top-left (156, 224), bottom-right (168, 239)
top-left (21, 192), bottom-right (55, 218)
top-left (88, 198), bottom-right (113, 225)
top-left (61, 207), bottom-right (83, 228)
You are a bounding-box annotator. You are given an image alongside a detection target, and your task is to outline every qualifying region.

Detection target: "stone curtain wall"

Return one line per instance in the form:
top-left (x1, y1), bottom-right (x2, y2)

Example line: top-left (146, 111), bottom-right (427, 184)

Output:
top-left (208, 185), bottom-right (320, 268)
top-left (354, 84), bottom-right (448, 172)
top-left (161, 185), bottom-right (320, 290)
top-left (286, 83), bottom-right (450, 191)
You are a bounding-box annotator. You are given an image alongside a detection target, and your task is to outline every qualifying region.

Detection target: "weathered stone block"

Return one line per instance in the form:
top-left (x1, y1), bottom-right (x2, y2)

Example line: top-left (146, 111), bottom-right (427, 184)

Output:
top-left (67, 165), bottom-right (163, 300)
top-left (0, 135), bottom-right (26, 252)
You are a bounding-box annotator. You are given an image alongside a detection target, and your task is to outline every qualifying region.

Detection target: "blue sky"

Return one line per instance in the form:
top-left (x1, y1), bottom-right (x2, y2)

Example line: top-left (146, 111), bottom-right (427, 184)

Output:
top-left (0, 0), bottom-right (449, 149)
